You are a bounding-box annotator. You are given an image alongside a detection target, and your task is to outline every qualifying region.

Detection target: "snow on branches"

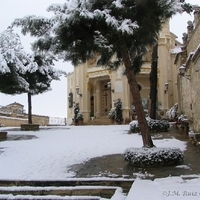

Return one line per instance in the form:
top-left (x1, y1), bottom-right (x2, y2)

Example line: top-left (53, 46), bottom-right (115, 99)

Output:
top-left (0, 28), bottom-right (37, 75)
top-left (0, 28), bottom-right (65, 95)
top-left (11, 0), bottom-right (188, 64)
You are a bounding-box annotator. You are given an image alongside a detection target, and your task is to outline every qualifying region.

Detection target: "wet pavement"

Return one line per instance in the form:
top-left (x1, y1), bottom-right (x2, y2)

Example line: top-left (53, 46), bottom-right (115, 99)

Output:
top-left (68, 126), bottom-right (200, 179)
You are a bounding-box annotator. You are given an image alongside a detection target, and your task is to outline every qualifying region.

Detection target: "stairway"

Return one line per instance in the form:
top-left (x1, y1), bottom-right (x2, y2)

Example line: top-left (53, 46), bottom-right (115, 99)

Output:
top-left (0, 179), bottom-right (133, 199)
top-left (84, 115), bottom-right (113, 126)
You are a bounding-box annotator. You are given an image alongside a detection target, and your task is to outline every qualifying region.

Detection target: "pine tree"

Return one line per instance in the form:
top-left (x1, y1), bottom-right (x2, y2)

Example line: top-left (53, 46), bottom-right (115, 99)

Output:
top-left (0, 28), bottom-right (65, 124)
top-left (12, 0), bottom-right (189, 147)
top-left (22, 53), bottom-right (65, 124)
top-left (0, 28), bottom-right (34, 94)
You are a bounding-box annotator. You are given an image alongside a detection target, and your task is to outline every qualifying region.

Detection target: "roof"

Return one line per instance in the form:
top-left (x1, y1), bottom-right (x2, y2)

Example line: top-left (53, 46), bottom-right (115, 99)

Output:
top-left (6, 102), bottom-right (24, 107)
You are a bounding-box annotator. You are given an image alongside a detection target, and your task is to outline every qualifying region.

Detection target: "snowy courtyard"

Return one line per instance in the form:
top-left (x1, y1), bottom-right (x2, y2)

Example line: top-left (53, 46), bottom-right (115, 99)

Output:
top-left (1, 125), bottom-right (200, 199)
top-left (0, 125), bottom-right (187, 180)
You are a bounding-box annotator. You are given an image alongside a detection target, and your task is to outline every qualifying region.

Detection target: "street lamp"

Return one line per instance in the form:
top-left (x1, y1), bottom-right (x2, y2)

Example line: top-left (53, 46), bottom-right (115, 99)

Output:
top-left (107, 82), bottom-right (114, 93)
top-left (164, 82), bottom-right (169, 94)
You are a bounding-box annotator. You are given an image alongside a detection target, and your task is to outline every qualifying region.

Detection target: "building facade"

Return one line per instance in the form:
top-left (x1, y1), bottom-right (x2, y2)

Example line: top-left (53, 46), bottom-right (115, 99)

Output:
top-left (175, 7), bottom-right (200, 132)
top-left (67, 22), bottom-right (180, 125)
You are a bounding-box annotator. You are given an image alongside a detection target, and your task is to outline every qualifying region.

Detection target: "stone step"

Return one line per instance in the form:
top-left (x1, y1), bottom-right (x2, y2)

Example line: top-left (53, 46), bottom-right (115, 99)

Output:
top-left (0, 185), bottom-right (117, 199)
top-left (0, 180), bottom-right (133, 199)
top-left (84, 116), bottom-right (114, 125)
top-left (0, 194), bottom-right (100, 200)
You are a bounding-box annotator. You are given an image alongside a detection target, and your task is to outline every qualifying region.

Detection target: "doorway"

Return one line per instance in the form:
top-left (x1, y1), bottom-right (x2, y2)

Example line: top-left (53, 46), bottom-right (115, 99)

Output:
top-left (101, 80), bottom-right (111, 116)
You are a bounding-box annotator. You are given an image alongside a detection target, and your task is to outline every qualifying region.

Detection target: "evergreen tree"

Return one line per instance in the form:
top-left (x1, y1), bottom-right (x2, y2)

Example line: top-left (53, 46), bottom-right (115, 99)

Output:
top-left (0, 28), bottom-right (34, 94)
top-left (114, 99), bottom-right (123, 124)
top-left (0, 28), bottom-right (65, 124)
top-left (12, 0), bottom-right (189, 147)
top-left (22, 53), bottom-right (65, 124)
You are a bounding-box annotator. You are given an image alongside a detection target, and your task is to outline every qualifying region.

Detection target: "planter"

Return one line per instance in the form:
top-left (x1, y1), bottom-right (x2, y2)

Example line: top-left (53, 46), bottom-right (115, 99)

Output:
top-left (180, 122), bottom-right (189, 135)
top-left (74, 122), bottom-right (79, 126)
top-left (78, 119), bottom-right (83, 125)
top-left (91, 117), bottom-right (95, 120)
top-left (125, 118), bottom-right (131, 124)
top-left (21, 124), bottom-right (40, 131)
top-left (110, 119), bottom-right (115, 124)
top-left (0, 131), bottom-right (7, 140)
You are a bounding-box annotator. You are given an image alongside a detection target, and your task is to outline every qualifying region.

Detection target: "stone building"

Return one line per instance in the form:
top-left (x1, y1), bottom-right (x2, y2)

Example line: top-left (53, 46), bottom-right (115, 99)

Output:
top-left (67, 21), bottom-right (180, 125)
top-left (0, 102), bottom-right (49, 127)
top-left (0, 102), bottom-right (25, 117)
top-left (175, 7), bottom-right (200, 132)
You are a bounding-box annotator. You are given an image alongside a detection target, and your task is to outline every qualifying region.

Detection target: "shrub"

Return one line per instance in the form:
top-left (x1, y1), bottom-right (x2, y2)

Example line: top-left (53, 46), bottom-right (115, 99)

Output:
top-left (76, 112), bottom-right (83, 120)
top-left (108, 109), bottom-right (116, 120)
top-left (124, 147), bottom-right (184, 167)
top-left (73, 103), bottom-right (80, 123)
top-left (166, 103), bottom-right (178, 121)
top-left (130, 117), bottom-right (169, 133)
top-left (114, 98), bottom-right (123, 123)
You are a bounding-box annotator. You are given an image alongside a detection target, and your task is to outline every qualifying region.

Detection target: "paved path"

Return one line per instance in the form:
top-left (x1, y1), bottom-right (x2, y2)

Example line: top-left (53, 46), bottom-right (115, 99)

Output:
top-left (68, 126), bottom-right (200, 179)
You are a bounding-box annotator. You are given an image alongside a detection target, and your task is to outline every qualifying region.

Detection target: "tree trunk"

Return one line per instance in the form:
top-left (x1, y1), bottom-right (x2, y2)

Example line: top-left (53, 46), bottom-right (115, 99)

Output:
top-left (122, 49), bottom-right (154, 147)
top-left (28, 92), bottom-right (32, 124)
top-left (149, 43), bottom-right (158, 119)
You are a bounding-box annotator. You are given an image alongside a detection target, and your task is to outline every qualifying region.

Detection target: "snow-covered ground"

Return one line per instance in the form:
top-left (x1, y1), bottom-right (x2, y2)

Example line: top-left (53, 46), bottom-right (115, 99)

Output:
top-left (0, 125), bottom-right (186, 180)
top-left (0, 125), bottom-right (200, 200)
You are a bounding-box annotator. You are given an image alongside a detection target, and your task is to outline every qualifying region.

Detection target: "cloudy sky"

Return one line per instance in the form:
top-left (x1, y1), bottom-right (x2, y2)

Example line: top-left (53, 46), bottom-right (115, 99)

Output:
top-left (0, 0), bottom-right (199, 118)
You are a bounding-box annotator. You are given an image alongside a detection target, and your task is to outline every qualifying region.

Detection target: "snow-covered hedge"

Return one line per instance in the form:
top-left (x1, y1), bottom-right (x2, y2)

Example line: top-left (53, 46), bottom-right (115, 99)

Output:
top-left (130, 117), bottom-right (169, 133)
top-left (124, 147), bottom-right (184, 167)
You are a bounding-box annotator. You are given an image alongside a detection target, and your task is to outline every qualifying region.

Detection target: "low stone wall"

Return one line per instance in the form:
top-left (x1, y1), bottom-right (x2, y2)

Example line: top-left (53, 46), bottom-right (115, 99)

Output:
top-left (0, 115), bottom-right (49, 127)
top-left (28, 115), bottom-right (49, 126)
top-left (21, 124), bottom-right (40, 131)
top-left (0, 131), bottom-right (7, 139)
top-left (0, 116), bottom-right (28, 127)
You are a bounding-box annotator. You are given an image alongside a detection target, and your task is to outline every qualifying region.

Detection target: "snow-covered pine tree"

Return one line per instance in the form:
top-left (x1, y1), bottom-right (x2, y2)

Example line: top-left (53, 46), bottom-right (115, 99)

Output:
top-left (0, 28), bottom-right (34, 94)
top-left (12, 0), bottom-right (189, 147)
top-left (0, 28), bottom-right (65, 124)
top-left (23, 52), bottom-right (65, 124)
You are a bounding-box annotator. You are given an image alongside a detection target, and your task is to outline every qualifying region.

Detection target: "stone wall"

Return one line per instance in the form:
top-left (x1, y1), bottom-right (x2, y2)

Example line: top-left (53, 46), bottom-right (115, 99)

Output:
top-left (0, 115), bottom-right (49, 127)
top-left (0, 103), bottom-right (50, 127)
top-left (29, 115), bottom-right (49, 126)
top-left (0, 116), bottom-right (28, 127)
top-left (190, 56), bottom-right (200, 132)
top-left (178, 9), bottom-right (200, 132)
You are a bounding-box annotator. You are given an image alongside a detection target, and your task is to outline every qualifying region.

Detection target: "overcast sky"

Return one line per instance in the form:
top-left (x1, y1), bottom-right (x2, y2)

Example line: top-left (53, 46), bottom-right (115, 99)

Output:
top-left (0, 0), bottom-right (199, 118)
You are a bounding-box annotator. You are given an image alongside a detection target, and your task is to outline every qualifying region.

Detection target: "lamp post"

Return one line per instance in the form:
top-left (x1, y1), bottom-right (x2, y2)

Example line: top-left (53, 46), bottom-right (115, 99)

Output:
top-left (164, 82), bottom-right (169, 94)
top-left (107, 82), bottom-right (114, 93)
